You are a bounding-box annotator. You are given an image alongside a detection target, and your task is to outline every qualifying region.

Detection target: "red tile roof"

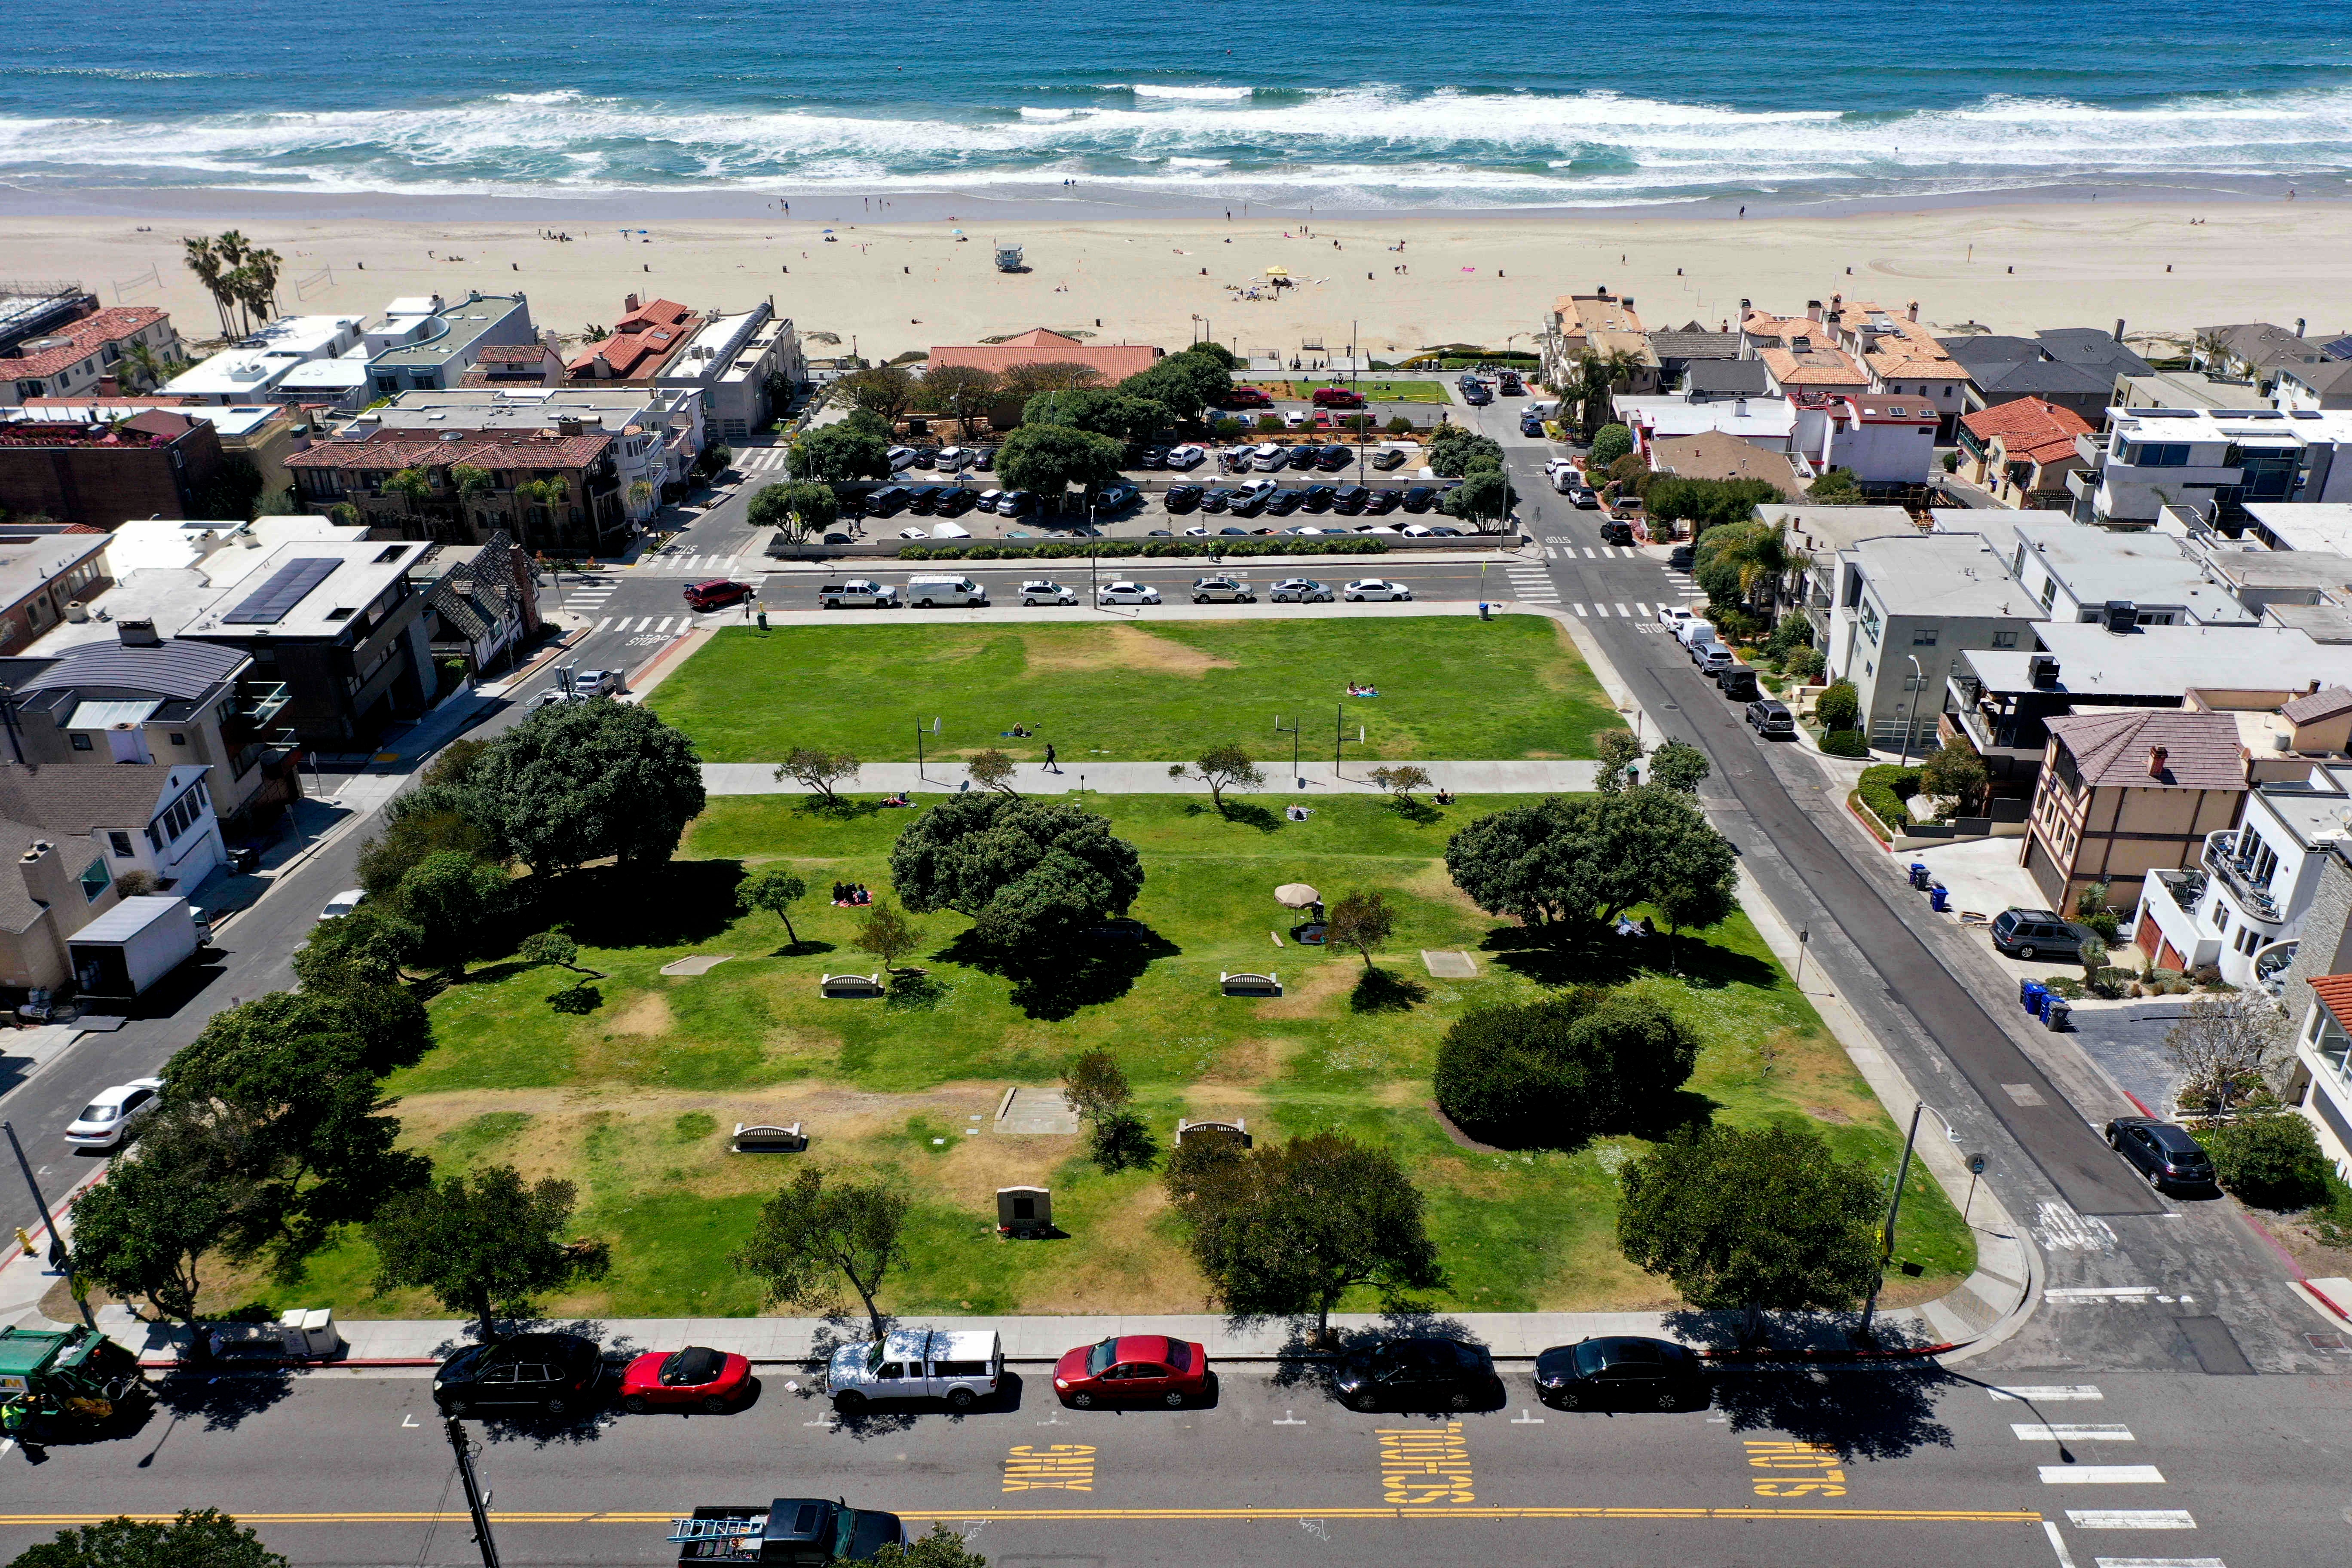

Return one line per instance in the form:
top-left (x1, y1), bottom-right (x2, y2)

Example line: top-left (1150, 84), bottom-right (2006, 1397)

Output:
top-left (287, 429), bottom-right (614, 472)
top-left (2044, 708), bottom-right (2246, 790)
top-left (2311, 973), bottom-right (2352, 1028)
top-left (2282, 686), bottom-right (2352, 725)
top-left (567, 326), bottom-right (690, 381)
top-left (1962, 396), bottom-right (2094, 466)
top-left (614, 298), bottom-right (694, 333)
top-left (474, 344), bottom-right (555, 364)
top-left (928, 328), bottom-right (1162, 381)
top-left (0, 307), bottom-right (169, 378)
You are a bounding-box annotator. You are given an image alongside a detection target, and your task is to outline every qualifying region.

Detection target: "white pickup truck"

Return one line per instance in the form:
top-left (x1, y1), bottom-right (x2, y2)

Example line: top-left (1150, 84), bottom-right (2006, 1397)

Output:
top-left (818, 579), bottom-right (901, 609)
top-left (826, 1328), bottom-right (1003, 1414)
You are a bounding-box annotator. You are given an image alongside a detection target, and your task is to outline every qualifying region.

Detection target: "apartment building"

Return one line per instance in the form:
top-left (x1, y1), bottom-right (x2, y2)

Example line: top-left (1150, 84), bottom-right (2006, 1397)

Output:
top-left (0, 411), bottom-right (227, 527)
top-left (2073, 406), bottom-right (2352, 528)
top-left (1825, 532), bottom-right (2039, 754)
top-left (655, 303), bottom-right (802, 441)
top-left (0, 306), bottom-right (184, 407)
top-left (365, 293), bottom-right (537, 395)
top-left (162, 314), bottom-right (366, 405)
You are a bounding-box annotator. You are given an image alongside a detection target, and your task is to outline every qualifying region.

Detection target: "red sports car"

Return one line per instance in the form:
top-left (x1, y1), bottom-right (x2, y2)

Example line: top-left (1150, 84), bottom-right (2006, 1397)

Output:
top-left (619, 1346), bottom-right (754, 1414)
top-left (1052, 1335), bottom-right (1212, 1408)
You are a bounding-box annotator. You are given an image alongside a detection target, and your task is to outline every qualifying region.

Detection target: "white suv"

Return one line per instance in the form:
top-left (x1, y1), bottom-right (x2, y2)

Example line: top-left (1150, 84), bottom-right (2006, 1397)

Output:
top-left (828, 1328), bottom-right (1003, 1414)
top-left (1020, 579), bottom-right (1077, 605)
top-left (1097, 580), bottom-right (1161, 606)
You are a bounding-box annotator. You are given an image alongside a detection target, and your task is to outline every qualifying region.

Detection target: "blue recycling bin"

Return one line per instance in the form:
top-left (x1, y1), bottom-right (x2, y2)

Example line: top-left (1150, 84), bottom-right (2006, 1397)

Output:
top-left (1929, 884), bottom-right (1949, 913)
top-left (2021, 980), bottom-right (2047, 1015)
top-left (1908, 862), bottom-right (1931, 889)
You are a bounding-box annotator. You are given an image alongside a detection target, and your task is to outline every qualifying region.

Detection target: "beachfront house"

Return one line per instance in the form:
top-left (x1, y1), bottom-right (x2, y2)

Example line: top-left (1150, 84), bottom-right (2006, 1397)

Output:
top-left (365, 293), bottom-right (537, 396)
top-left (2193, 322), bottom-right (2324, 398)
top-left (2072, 406), bottom-right (2352, 529)
top-left (1957, 398), bottom-right (2096, 509)
top-left (655, 303), bottom-right (800, 443)
top-left (0, 305), bottom-right (184, 407)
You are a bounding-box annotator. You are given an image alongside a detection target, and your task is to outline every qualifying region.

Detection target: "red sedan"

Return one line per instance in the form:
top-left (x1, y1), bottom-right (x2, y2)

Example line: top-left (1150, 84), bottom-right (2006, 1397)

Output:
top-left (1052, 1335), bottom-right (1212, 1409)
top-left (619, 1346), bottom-right (753, 1414)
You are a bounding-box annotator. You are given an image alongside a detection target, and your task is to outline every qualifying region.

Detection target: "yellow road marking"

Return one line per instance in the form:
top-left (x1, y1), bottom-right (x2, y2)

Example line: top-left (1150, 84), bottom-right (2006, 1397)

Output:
top-left (0, 1507), bottom-right (2046, 1526)
top-left (1002, 1442), bottom-right (1096, 1492)
top-left (1377, 1421), bottom-right (1474, 1505)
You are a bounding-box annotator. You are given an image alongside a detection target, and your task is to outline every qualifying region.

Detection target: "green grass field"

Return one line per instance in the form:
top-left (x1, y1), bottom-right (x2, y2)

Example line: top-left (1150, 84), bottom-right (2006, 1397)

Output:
top-left (1234, 379), bottom-right (1450, 404)
top-left (204, 793), bottom-right (1972, 1323)
top-left (646, 617), bottom-right (1617, 764)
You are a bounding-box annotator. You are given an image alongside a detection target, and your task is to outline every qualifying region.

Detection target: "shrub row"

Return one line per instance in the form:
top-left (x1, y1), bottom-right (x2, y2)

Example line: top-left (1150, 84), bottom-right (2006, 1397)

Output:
top-left (1856, 764), bottom-right (1923, 830)
top-left (1819, 730), bottom-right (1870, 759)
top-left (894, 538), bottom-right (1391, 560)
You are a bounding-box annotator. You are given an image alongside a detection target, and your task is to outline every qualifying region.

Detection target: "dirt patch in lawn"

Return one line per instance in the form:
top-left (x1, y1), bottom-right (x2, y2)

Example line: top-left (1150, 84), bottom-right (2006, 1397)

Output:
top-left (1025, 624), bottom-right (1238, 679)
top-left (1252, 960), bottom-right (1356, 1019)
top-left (1197, 1035), bottom-right (1298, 1087)
top-left (612, 993), bottom-right (674, 1036)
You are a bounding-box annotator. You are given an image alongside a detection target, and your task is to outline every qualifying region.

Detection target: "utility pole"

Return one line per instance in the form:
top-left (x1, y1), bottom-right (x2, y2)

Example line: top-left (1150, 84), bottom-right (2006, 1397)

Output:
top-left (1856, 1100), bottom-right (1925, 1344)
top-left (1333, 704), bottom-right (1348, 780)
top-left (3, 1122), bottom-right (93, 1329)
top-left (444, 1415), bottom-right (503, 1568)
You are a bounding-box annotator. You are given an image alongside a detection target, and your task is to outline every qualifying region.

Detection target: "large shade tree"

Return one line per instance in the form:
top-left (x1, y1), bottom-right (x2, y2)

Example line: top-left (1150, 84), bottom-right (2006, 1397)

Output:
top-left (466, 701), bottom-right (707, 875)
top-left (1443, 788), bottom-right (1736, 934)
top-left (888, 794), bottom-right (1144, 950)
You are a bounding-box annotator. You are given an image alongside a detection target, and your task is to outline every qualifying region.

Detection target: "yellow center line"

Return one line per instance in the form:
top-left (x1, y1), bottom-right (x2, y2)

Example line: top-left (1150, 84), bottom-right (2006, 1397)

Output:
top-left (0, 1507), bottom-right (2046, 1527)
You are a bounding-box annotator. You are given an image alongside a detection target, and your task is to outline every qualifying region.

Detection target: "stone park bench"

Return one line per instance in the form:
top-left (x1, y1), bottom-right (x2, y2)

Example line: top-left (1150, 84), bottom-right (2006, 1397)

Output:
top-left (1219, 971), bottom-right (1282, 997)
top-left (732, 1121), bottom-right (807, 1154)
top-left (1176, 1117), bottom-right (1251, 1148)
top-left (820, 972), bottom-right (886, 998)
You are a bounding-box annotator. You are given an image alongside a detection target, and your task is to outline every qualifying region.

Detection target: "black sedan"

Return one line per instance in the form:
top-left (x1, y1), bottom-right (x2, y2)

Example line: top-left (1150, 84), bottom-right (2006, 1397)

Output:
top-left (1333, 1336), bottom-right (1500, 1413)
top-left (1534, 1337), bottom-right (1707, 1411)
top-left (2106, 1117), bottom-right (2216, 1192)
top-left (434, 1332), bottom-right (605, 1417)
top-left (1288, 445), bottom-right (1322, 471)
top-left (1316, 444), bottom-right (1355, 472)
top-left (1400, 486), bottom-right (1439, 512)
top-left (1264, 488), bottom-right (1305, 515)
top-left (1164, 484), bottom-right (1204, 513)
top-left (1363, 489), bottom-right (1403, 515)
top-left (1301, 484), bottom-right (1337, 512)
top-left (1200, 488), bottom-right (1233, 513)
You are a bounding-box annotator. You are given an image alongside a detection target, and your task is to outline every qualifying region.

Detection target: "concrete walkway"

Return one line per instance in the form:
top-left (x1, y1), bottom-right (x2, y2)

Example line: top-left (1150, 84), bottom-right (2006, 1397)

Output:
top-left (79, 1303), bottom-right (1951, 1369)
top-left (706, 760), bottom-right (1601, 796)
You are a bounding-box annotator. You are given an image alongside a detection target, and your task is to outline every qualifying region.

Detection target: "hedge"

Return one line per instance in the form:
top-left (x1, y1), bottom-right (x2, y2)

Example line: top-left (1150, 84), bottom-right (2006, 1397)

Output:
top-left (1857, 764), bottom-right (1922, 830)
top-left (1819, 730), bottom-right (1870, 758)
top-left (893, 538), bottom-right (1391, 560)
top-left (2197, 1113), bottom-right (2330, 1209)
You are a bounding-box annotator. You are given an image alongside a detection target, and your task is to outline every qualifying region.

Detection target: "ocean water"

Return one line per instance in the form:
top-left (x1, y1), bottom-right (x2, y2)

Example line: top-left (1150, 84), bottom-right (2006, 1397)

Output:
top-left (2, 0), bottom-right (2347, 211)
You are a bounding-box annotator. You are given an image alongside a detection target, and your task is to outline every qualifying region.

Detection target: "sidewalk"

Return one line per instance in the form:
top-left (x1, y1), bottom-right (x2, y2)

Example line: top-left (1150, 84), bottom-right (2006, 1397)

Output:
top-left (706, 760), bottom-right (1602, 796)
top-left (77, 1302), bottom-right (1954, 1369)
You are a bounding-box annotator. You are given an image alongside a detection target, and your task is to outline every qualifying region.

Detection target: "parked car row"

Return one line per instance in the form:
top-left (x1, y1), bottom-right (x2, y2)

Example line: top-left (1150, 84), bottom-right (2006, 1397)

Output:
top-left (887, 444), bottom-right (996, 474)
top-left (1164, 481), bottom-right (1455, 517)
top-left (1217, 442), bottom-right (1391, 475)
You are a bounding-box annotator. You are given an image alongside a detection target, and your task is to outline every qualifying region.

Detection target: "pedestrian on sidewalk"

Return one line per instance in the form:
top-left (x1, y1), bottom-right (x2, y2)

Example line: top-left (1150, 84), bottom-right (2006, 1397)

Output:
top-left (1046, 743), bottom-right (1059, 774)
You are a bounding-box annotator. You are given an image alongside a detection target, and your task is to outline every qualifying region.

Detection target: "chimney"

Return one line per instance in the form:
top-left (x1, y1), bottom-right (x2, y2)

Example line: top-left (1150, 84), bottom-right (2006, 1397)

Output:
top-left (2147, 745), bottom-right (2168, 778)
top-left (1739, 297), bottom-right (1752, 313)
top-left (2310, 679), bottom-right (2323, 693)
top-left (116, 618), bottom-right (161, 648)
top-left (2296, 318), bottom-right (2308, 340)
top-left (625, 292), bottom-right (640, 312)
top-left (2113, 318), bottom-right (2126, 343)
top-left (1807, 300), bottom-right (1823, 322)
top-left (1907, 300), bottom-right (1919, 322)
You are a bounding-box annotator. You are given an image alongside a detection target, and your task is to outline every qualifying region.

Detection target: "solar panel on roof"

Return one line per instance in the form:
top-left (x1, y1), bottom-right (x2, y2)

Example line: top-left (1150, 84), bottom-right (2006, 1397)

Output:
top-left (223, 557), bottom-right (340, 625)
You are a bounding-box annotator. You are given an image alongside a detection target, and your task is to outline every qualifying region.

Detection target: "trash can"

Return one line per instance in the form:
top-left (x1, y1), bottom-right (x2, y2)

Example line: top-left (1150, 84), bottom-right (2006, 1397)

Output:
top-left (2021, 980), bottom-right (2047, 1016)
top-left (1929, 884), bottom-right (1949, 913)
top-left (2044, 998), bottom-right (2071, 1031)
top-left (1908, 863), bottom-right (1931, 889)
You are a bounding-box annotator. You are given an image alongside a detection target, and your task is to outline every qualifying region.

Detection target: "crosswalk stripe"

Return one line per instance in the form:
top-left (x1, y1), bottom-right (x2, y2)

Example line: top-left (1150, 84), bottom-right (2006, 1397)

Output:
top-left (1994, 1387), bottom-right (2104, 1401)
top-left (1582, 547), bottom-right (1596, 558)
top-left (1613, 602), bottom-right (1631, 616)
top-left (593, 617), bottom-right (611, 634)
top-left (1572, 603), bottom-right (1588, 616)
top-left (655, 617), bottom-right (674, 633)
top-left (2042, 1467), bottom-right (2164, 1485)
top-left (2089, 1559), bottom-right (2223, 1568)
top-left (1634, 602), bottom-right (1651, 616)
top-left (2014, 1425), bottom-right (2134, 1442)
top-left (2068, 1512), bottom-right (2195, 1529)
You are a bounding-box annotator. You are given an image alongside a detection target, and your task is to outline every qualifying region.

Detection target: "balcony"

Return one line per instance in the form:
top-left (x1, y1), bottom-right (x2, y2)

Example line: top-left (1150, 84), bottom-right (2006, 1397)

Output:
top-left (223, 680), bottom-right (290, 741)
top-left (2065, 468), bottom-right (2097, 500)
top-left (2202, 829), bottom-right (2279, 921)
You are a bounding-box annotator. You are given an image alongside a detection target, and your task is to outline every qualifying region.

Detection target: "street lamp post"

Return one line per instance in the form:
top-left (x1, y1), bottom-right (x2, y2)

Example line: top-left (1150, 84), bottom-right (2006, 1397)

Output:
top-left (3, 1121), bottom-right (93, 1329)
top-left (1898, 654), bottom-right (1925, 769)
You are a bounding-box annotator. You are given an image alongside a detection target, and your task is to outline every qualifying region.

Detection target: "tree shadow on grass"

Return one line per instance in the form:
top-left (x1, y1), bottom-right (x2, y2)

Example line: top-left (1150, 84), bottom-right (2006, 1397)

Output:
top-left (1387, 796), bottom-right (1442, 827)
top-left (937, 925), bottom-right (1178, 1022)
top-left (772, 939), bottom-right (837, 959)
top-left (1479, 925), bottom-right (1778, 993)
top-left (530, 860), bottom-right (748, 950)
top-left (1351, 965), bottom-right (1428, 1013)
top-left (1184, 800), bottom-right (1284, 834)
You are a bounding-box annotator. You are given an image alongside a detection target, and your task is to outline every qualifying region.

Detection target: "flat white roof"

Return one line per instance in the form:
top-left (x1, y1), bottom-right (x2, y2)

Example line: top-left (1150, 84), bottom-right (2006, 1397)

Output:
top-left (2110, 405), bottom-right (2352, 443)
top-left (274, 358), bottom-right (373, 390)
top-left (235, 314), bottom-right (362, 358)
top-left (2006, 520), bottom-right (2255, 619)
top-left (1846, 532), bottom-right (2032, 617)
top-left (1616, 394), bottom-right (1795, 439)
top-left (2245, 502), bottom-right (2352, 554)
top-left (1968, 620), bottom-right (2352, 697)
top-left (4, 402), bottom-right (284, 437)
top-left (162, 351), bottom-right (288, 397)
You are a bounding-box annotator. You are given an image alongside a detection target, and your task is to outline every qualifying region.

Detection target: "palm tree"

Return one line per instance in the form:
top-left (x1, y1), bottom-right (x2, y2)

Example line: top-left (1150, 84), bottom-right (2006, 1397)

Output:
top-left (213, 232), bottom-right (254, 334)
top-left (121, 340), bottom-right (167, 392)
top-left (516, 478), bottom-right (572, 549)
top-left (450, 463), bottom-right (494, 541)
top-left (383, 465), bottom-right (434, 533)
top-left (236, 246), bottom-right (284, 328)
top-left (627, 478), bottom-right (655, 521)
top-left (182, 236), bottom-right (230, 337)
top-left (1573, 346), bottom-right (1645, 439)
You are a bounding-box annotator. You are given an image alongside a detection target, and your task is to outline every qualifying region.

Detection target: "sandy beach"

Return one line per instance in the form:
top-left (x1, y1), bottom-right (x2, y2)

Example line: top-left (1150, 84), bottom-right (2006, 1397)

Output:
top-left (11, 199), bottom-right (2350, 365)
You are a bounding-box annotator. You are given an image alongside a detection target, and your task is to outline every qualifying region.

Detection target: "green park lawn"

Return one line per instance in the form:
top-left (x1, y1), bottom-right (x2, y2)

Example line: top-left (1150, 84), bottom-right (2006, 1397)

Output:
top-left (646, 617), bottom-right (1617, 765)
top-left (232, 793), bottom-right (1972, 1324)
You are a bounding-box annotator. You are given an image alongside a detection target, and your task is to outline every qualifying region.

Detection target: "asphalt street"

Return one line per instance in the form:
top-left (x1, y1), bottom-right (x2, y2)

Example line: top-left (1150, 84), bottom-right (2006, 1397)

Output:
top-left (5, 1365), bottom-right (2340, 1567)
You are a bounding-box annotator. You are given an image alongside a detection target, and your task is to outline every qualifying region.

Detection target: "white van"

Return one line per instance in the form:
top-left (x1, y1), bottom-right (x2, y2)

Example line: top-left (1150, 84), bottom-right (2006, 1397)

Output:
top-left (1675, 619), bottom-right (1718, 651)
top-left (904, 574), bottom-right (989, 608)
top-left (827, 1328), bottom-right (1004, 1414)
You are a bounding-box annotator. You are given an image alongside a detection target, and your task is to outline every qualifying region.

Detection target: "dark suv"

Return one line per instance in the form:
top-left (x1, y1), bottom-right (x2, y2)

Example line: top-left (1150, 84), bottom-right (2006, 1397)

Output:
top-left (434, 1332), bottom-right (604, 1417)
top-left (1333, 1336), bottom-right (1500, 1413)
top-left (2105, 1117), bottom-right (2216, 1193)
top-left (1990, 908), bottom-right (2094, 961)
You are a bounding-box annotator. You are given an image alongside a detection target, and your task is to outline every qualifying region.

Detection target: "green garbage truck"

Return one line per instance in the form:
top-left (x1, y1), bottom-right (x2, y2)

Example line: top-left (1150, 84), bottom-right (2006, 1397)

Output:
top-left (0, 1325), bottom-right (150, 1439)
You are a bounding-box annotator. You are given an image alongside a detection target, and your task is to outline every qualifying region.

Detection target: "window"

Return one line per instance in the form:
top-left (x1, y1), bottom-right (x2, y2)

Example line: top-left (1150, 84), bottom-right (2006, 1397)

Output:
top-left (2039, 576), bottom-right (2057, 609)
top-left (2120, 440), bottom-right (2190, 467)
top-left (1912, 627), bottom-right (1939, 646)
top-left (1992, 630), bottom-right (2019, 648)
top-left (79, 858), bottom-right (110, 903)
top-left (108, 831), bottom-right (134, 858)
top-left (169, 732), bottom-right (186, 746)
top-left (70, 733), bottom-right (93, 751)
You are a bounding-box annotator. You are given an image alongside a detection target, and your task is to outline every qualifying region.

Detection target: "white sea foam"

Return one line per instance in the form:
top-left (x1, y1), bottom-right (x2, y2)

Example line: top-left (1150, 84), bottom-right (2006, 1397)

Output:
top-left (3, 82), bottom-right (2348, 205)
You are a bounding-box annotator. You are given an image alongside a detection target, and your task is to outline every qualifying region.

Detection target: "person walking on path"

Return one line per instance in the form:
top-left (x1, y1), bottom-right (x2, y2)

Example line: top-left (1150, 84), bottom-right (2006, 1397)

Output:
top-left (1045, 743), bottom-right (1060, 774)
